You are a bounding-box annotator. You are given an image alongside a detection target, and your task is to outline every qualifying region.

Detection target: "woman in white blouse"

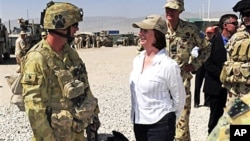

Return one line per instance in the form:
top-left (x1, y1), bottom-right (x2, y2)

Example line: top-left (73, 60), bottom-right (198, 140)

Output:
top-left (130, 14), bottom-right (186, 141)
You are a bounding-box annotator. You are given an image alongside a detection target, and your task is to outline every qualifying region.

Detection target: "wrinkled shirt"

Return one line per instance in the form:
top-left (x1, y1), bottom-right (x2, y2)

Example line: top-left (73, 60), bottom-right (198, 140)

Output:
top-left (165, 19), bottom-right (211, 79)
top-left (129, 48), bottom-right (186, 124)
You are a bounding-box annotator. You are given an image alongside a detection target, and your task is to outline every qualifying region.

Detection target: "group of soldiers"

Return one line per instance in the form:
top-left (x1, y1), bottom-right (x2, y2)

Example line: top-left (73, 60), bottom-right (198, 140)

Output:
top-left (73, 33), bottom-right (97, 49)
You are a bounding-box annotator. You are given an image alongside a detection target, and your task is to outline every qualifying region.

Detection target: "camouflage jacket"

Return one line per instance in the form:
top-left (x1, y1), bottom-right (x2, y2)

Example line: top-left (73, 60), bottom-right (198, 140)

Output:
top-left (165, 19), bottom-right (211, 79)
top-left (21, 40), bottom-right (99, 139)
top-left (222, 25), bottom-right (250, 96)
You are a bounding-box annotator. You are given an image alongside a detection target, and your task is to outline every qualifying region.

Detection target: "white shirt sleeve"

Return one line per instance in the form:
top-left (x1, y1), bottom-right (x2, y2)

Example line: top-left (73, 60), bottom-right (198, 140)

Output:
top-left (166, 62), bottom-right (186, 120)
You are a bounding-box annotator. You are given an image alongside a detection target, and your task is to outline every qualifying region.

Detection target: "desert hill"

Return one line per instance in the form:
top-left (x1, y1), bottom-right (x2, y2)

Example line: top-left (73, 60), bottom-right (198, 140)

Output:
top-left (4, 11), bottom-right (236, 34)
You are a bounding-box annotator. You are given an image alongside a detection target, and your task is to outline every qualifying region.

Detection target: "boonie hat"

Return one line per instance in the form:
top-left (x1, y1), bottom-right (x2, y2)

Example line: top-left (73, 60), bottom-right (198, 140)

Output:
top-left (164, 0), bottom-right (185, 12)
top-left (132, 14), bottom-right (167, 34)
top-left (20, 31), bottom-right (26, 35)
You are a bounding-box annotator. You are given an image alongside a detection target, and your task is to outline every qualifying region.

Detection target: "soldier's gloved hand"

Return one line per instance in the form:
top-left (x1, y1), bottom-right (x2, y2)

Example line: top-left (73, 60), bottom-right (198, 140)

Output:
top-left (90, 115), bottom-right (100, 131)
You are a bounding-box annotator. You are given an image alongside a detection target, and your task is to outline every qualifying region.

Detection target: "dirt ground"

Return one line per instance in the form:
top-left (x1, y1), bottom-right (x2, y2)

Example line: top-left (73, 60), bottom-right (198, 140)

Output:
top-left (0, 46), bottom-right (198, 106)
top-left (0, 46), bottom-right (138, 106)
top-left (0, 46), bottom-right (208, 141)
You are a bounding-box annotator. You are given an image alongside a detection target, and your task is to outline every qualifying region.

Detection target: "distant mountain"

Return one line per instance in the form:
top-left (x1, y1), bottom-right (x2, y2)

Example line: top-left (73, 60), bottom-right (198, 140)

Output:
top-left (3, 11), bottom-right (237, 34)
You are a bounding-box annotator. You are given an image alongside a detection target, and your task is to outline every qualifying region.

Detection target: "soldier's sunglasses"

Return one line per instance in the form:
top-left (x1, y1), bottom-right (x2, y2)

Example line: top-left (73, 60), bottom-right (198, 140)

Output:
top-left (226, 21), bottom-right (238, 26)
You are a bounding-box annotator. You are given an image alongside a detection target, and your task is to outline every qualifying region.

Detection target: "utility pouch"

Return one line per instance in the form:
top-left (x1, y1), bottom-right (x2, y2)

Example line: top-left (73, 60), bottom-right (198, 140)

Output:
top-left (55, 70), bottom-right (74, 93)
top-left (64, 80), bottom-right (84, 99)
top-left (72, 94), bottom-right (98, 132)
top-left (55, 70), bottom-right (85, 99)
top-left (51, 110), bottom-right (73, 140)
top-left (220, 61), bottom-right (250, 84)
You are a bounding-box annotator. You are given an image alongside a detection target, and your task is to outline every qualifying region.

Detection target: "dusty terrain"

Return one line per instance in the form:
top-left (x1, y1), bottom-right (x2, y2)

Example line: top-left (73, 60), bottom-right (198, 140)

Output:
top-left (0, 46), bottom-right (209, 141)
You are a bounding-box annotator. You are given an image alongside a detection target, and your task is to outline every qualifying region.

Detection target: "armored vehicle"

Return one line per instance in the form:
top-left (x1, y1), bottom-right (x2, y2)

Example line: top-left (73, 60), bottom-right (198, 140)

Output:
top-left (8, 18), bottom-right (42, 54)
top-left (98, 30), bottom-right (113, 47)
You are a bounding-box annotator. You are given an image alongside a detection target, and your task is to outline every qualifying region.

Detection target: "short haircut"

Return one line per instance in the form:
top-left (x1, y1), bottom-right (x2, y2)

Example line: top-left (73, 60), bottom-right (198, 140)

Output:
top-left (218, 14), bottom-right (238, 30)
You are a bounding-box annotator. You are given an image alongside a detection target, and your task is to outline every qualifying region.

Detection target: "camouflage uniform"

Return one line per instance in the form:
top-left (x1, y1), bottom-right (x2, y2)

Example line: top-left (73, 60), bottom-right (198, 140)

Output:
top-left (165, 19), bottom-right (211, 141)
top-left (164, 1), bottom-right (211, 140)
top-left (22, 40), bottom-right (99, 141)
top-left (21, 2), bottom-right (99, 141)
top-left (220, 25), bottom-right (250, 104)
top-left (207, 94), bottom-right (250, 141)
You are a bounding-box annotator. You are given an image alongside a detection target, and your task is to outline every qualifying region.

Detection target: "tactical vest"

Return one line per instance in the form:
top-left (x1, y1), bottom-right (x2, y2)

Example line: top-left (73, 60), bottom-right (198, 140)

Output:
top-left (22, 41), bottom-right (98, 134)
top-left (220, 30), bottom-right (250, 85)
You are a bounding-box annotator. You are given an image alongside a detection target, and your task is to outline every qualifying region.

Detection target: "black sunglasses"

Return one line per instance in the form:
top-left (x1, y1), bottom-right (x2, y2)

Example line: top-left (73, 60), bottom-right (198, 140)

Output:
top-left (225, 21), bottom-right (238, 26)
top-left (71, 22), bottom-right (79, 28)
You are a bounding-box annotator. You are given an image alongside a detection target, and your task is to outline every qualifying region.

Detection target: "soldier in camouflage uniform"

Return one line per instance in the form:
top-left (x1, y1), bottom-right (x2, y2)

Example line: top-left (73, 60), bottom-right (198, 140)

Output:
top-left (21, 1), bottom-right (100, 141)
top-left (207, 0), bottom-right (250, 140)
top-left (163, 0), bottom-right (211, 141)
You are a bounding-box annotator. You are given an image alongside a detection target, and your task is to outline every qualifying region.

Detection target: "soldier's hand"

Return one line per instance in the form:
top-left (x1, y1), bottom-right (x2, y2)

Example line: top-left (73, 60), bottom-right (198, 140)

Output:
top-left (182, 64), bottom-right (195, 73)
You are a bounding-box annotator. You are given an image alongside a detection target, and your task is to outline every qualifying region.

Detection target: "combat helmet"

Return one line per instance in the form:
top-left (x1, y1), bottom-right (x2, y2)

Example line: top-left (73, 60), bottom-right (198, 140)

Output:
top-left (233, 0), bottom-right (250, 13)
top-left (41, 1), bottom-right (83, 29)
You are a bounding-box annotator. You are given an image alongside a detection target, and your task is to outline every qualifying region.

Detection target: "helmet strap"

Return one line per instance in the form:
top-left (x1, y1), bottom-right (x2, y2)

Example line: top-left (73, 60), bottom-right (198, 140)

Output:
top-left (48, 29), bottom-right (68, 39)
top-left (67, 27), bottom-right (74, 44)
top-left (48, 28), bottom-right (74, 44)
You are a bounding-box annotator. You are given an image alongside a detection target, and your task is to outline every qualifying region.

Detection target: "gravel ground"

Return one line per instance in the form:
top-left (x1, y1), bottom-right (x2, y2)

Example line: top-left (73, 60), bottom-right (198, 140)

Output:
top-left (0, 46), bottom-right (209, 141)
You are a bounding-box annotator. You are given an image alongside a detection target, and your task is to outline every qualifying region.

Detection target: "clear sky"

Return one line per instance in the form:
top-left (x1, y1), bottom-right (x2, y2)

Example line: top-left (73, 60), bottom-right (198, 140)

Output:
top-left (0, 0), bottom-right (239, 21)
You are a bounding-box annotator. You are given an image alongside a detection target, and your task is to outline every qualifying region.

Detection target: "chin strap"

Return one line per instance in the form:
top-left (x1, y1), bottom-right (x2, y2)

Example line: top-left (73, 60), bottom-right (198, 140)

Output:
top-left (48, 28), bottom-right (74, 44)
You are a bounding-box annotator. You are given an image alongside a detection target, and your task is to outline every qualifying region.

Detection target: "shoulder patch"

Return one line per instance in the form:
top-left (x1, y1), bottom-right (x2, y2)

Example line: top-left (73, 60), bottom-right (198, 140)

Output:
top-left (228, 98), bottom-right (250, 119)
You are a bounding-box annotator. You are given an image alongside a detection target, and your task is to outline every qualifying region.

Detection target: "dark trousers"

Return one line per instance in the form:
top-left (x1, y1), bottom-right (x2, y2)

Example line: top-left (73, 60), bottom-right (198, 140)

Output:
top-left (194, 64), bottom-right (208, 105)
top-left (207, 88), bottom-right (228, 134)
top-left (134, 112), bottom-right (176, 141)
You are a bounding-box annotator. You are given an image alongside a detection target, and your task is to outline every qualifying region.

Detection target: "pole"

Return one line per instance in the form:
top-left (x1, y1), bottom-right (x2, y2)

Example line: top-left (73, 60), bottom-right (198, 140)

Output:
top-left (202, 2), bottom-right (205, 19)
top-left (208, 0), bottom-right (210, 21)
top-left (27, 9), bottom-right (29, 21)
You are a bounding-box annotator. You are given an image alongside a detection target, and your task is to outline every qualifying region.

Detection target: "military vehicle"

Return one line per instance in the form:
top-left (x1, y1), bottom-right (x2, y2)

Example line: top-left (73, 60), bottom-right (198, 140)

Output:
top-left (0, 23), bottom-right (10, 59)
top-left (8, 18), bottom-right (42, 54)
top-left (95, 30), bottom-right (113, 47)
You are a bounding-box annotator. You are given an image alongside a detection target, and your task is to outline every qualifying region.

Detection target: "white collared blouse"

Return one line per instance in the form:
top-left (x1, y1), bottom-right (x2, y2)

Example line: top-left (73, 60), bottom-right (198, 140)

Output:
top-left (129, 48), bottom-right (186, 124)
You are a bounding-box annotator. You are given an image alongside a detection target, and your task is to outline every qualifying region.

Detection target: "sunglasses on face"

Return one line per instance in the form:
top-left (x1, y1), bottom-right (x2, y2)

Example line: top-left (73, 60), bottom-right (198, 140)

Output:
top-left (225, 21), bottom-right (238, 26)
top-left (71, 22), bottom-right (79, 28)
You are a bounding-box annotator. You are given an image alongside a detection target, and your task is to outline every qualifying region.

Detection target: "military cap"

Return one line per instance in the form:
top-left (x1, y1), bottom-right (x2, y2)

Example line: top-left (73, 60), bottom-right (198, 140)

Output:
top-left (164, 0), bottom-right (185, 12)
top-left (132, 14), bottom-right (167, 34)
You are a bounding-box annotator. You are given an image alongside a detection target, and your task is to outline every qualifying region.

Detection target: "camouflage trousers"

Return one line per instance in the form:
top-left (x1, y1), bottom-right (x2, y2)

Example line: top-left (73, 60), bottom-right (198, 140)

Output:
top-left (25, 100), bottom-right (87, 141)
top-left (175, 78), bottom-right (191, 141)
